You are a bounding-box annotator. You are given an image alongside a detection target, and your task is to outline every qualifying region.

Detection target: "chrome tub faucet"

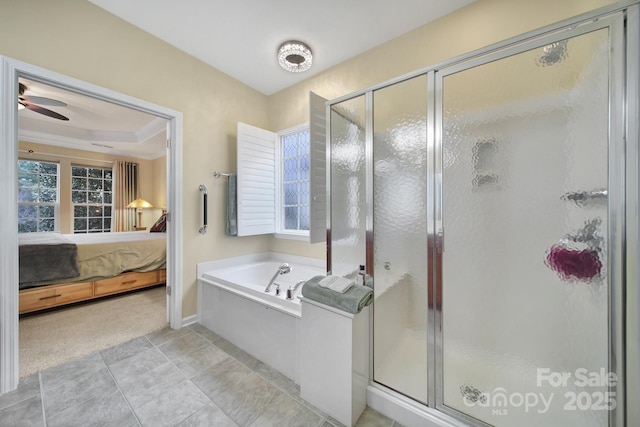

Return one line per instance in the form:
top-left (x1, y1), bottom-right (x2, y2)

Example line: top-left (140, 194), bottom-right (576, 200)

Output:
top-left (265, 263), bottom-right (292, 293)
top-left (286, 280), bottom-right (306, 300)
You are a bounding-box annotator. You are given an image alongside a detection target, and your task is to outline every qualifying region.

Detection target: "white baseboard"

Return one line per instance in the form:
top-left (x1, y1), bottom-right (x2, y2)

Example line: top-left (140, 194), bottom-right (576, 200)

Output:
top-left (182, 314), bottom-right (198, 327)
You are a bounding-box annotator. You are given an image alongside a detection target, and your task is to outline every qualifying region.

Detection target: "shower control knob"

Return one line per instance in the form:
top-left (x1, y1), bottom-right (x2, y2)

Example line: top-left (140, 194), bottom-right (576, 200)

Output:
top-left (384, 262), bottom-right (391, 271)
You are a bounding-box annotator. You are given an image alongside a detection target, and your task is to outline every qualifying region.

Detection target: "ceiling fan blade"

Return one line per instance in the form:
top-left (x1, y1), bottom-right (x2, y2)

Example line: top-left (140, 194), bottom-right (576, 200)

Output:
top-left (24, 103), bottom-right (69, 121)
top-left (24, 95), bottom-right (67, 107)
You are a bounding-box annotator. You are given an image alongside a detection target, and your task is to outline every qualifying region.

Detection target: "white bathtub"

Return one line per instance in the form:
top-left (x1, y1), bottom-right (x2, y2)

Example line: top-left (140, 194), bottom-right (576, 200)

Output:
top-left (197, 253), bottom-right (325, 382)
top-left (200, 260), bottom-right (324, 318)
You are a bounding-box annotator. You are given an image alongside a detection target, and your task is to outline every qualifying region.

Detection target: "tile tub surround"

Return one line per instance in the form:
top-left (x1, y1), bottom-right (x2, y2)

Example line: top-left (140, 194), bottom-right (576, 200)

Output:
top-left (0, 324), bottom-right (402, 427)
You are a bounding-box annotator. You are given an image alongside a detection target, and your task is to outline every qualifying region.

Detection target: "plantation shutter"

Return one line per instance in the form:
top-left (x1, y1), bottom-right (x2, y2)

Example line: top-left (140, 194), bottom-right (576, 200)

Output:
top-left (309, 91), bottom-right (327, 244)
top-left (237, 122), bottom-right (276, 236)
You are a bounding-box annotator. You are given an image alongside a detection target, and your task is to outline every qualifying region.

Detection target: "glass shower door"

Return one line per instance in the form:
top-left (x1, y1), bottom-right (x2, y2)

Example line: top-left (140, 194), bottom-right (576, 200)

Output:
top-left (372, 75), bottom-right (429, 404)
top-left (439, 26), bottom-right (616, 426)
top-left (329, 95), bottom-right (367, 276)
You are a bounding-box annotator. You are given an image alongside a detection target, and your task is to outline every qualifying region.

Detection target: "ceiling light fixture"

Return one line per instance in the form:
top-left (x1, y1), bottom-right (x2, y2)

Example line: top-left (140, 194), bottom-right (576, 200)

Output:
top-left (278, 40), bottom-right (313, 73)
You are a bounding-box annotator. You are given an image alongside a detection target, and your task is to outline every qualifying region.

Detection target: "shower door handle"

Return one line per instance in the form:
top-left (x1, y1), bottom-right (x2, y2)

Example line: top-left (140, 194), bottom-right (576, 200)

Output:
top-left (436, 227), bottom-right (444, 254)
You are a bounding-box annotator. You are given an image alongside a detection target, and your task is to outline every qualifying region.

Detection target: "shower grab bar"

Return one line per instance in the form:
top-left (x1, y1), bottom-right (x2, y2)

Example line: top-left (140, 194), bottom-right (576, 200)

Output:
top-left (199, 184), bottom-right (208, 235)
top-left (561, 189), bottom-right (607, 205)
top-left (213, 171), bottom-right (230, 178)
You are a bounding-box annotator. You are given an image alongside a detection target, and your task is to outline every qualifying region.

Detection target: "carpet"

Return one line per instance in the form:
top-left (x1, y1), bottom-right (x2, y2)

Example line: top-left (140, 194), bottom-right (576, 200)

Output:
top-left (19, 285), bottom-right (168, 377)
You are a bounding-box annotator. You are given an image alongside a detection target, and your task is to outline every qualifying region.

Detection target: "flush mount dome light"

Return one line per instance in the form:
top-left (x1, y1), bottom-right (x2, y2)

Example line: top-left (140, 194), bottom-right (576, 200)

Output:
top-left (278, 40), bottom-right (313, 73)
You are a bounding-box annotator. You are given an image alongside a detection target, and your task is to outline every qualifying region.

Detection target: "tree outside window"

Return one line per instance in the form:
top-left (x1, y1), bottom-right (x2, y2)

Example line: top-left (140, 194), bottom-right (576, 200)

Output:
top-left (18, 160), bottom-right (59, 233)
top-left (72, 166), bottom-right (113, 233)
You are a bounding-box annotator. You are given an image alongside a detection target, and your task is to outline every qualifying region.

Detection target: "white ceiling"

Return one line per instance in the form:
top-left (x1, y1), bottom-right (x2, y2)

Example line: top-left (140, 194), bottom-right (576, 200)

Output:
top-left (19, 0), bottom-right (474, 158)
top-left (88, 0), bottom-right (474, 95)
top-left (18, 78), bottom-right (167, 160)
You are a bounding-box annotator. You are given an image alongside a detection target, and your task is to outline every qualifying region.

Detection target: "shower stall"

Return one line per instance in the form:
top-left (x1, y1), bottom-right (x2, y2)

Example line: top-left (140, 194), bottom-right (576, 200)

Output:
top-left (327, 4), bottom-right (638, 426)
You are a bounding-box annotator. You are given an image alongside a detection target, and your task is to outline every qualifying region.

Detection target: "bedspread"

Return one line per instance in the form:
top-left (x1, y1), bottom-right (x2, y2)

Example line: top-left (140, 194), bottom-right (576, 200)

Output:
top-left (72, 234), bottom-right (166, 282)
top-left (19, 232), bottom-right (166, 290)
top-left (19, 233), bottom-right (80, 288)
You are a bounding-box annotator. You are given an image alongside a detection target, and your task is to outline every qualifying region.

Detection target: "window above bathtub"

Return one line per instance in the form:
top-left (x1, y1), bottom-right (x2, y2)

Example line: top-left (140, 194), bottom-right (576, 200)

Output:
top-left (236, 123), bottom-right (312, 241)
top-left (277, 124), bottom-right (311, 238)
top-left (236, 92), bottom-right (326, 242)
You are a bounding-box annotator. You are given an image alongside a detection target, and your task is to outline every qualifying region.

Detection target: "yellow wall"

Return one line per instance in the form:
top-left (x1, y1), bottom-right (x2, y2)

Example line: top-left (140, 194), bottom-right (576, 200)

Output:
top-left (268, 0), bottom-right (616, 125)
top-left (267, 0), bottom-right (616, 260)
top-left (1, 0), bottom-right (271, 318)
top-left (1, 0), bottom-right (618, 318)
top-left (152, 156), bottom-right (167, 210)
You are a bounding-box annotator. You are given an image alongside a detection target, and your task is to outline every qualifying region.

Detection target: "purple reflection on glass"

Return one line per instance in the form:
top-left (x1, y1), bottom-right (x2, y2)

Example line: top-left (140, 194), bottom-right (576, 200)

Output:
top-left (546, 244), bottom-right (602, 282)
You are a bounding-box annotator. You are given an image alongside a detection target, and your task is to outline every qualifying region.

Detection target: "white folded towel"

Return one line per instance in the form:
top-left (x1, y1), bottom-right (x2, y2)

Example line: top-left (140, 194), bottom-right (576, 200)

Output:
top-left (318, 275), bottom-right (354, 293)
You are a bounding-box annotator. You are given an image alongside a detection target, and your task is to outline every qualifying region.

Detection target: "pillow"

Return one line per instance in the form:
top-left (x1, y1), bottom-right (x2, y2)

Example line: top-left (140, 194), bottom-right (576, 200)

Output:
top-left (150, 213), bottom-right (167, 232)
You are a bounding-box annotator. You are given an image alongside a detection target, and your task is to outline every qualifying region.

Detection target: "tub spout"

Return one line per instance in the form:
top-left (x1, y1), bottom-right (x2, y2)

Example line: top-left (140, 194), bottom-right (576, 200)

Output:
top-left (286, 280), bottom-right (306, 300)
top-left (265, 263), bottom-right (292, 293)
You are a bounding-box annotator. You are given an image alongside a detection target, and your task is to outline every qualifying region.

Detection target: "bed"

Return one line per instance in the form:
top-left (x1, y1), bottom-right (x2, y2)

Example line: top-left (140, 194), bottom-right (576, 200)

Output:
top-left (18, 231), bottom-right (166, 314)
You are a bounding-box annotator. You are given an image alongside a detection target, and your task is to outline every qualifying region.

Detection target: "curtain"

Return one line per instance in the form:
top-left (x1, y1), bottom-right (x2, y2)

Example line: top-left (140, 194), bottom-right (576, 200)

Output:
top-left (113, 161), bottom-right (138, 231)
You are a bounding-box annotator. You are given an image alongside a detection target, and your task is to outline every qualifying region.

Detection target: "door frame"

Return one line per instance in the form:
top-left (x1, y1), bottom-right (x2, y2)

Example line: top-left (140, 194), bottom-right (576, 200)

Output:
top-left (0, 56), bottom-right (184, 394)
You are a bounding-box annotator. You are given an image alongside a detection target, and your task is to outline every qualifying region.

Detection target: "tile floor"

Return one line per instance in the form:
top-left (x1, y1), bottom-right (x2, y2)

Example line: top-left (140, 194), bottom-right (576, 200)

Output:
top-left (0, 323), bottom-right (403, 427)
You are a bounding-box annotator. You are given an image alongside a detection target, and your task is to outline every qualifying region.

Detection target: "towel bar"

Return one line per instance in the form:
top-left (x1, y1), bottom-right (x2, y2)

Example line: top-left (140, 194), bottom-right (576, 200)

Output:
top-left (213, 171), bottom-right (230, 178)
top-left (199, 184), bottom-right (208, 234)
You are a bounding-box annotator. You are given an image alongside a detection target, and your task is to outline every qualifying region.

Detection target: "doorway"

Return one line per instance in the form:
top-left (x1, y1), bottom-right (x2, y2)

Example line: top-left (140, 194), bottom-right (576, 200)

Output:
top-left (0, 57), bottom-right (183, 394)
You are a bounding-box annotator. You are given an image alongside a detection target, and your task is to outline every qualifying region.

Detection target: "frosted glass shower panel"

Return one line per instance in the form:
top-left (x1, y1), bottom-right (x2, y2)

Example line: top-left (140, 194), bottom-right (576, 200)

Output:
top-left (372, 75), bottom-right (429, 404)
top-left (330, 96), bottom-right (367, 276)
top-left (441, 29), bottom-right (610, 426)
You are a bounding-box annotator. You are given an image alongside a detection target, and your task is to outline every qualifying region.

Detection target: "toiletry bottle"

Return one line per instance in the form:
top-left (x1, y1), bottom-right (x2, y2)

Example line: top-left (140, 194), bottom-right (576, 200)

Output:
top-left (357, 265), bottom-right (366, 286)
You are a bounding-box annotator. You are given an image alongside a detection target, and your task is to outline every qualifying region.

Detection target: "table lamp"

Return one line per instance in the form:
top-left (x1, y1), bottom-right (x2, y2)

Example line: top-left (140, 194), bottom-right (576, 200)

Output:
top-left (126, 198), bottom-right (154, 229)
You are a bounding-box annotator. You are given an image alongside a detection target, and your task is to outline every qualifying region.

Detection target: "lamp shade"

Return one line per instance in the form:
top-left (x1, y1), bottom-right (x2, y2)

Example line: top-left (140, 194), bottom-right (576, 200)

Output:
top-left (127, 198), bottom-right (154, 209)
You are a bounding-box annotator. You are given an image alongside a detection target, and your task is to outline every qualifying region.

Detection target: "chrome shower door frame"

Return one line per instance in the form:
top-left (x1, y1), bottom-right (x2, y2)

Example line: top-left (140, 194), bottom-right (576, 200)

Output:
top-left (325, 2), bottom-right (639, 426)
top-left (433, 10), bottom-right (628, 427)
top-left (624, 4), bottom-right (640, 426)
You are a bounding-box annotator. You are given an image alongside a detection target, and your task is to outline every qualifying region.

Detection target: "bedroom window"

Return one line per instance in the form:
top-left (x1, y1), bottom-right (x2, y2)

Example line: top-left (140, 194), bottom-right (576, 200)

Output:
top-left (71, 166), bottom-right (113, 233)
top-left (18, 160), bottom-right (60, 233)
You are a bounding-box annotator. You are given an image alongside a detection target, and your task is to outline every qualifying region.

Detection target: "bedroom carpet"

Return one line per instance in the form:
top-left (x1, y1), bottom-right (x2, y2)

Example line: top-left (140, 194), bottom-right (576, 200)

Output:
top-left (19, 285), bottom-right (167, 378)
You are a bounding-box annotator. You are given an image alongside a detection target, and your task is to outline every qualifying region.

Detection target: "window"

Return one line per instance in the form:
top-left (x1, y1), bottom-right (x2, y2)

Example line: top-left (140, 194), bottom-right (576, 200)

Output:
top-left (18, 160), bottom-right (59, 233)
top-left (71, 166), bottom-right (113, 233)
top-left (278, 126), bottom-right (310, 235)
top-left (236, 112), bottom-right (325, 242)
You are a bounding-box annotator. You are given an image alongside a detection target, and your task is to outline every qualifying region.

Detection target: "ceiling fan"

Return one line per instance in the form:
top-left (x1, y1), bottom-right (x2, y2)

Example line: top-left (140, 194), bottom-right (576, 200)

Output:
top-left (18, 83), bottom-right (69, 121)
